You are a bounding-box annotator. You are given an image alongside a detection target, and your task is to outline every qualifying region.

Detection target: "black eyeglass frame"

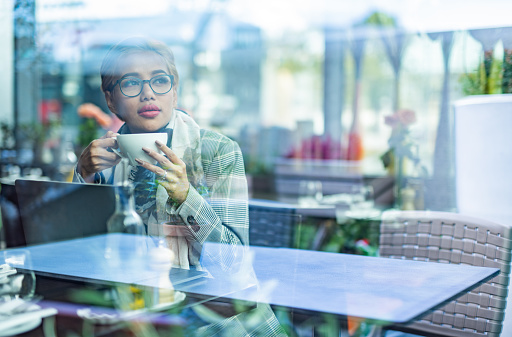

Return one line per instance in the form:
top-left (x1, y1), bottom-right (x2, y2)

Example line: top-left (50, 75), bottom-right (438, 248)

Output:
top-left (110, 74), bottom-right (174, 97)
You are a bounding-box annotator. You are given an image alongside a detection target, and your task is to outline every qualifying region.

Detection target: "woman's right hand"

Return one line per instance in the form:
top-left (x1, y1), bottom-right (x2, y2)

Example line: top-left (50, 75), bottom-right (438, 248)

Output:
top-left (77, 131), bottom-right (121, 183)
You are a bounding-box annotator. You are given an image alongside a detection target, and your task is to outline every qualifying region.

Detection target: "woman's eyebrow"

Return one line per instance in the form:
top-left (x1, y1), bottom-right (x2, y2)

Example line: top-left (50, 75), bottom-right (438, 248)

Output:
top-left (120, 70), bottom-right (167, 78)
top-left (151, 69), bottom-right (168, 75)
top-left (120, 72), bottom-right (139, 78)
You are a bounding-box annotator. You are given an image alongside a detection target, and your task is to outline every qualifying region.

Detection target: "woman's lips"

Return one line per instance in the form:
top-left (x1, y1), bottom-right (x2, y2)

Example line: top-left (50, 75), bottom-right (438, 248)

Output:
top-left (138, 105), bottom-right (160, 118)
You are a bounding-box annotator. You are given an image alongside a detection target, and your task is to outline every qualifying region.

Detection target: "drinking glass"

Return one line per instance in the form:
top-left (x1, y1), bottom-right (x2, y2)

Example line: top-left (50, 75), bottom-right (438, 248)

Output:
top-left (2, 250), bottom-right (36, 299)
top-left (350, 185), bottom-right (374, 211)
top-left (298, 180), bottom-right (323, 206)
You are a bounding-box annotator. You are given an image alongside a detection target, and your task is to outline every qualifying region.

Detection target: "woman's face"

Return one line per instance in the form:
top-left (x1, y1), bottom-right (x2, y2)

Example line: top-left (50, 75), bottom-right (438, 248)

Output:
top-left (106, 51), bottom-right (177, 133)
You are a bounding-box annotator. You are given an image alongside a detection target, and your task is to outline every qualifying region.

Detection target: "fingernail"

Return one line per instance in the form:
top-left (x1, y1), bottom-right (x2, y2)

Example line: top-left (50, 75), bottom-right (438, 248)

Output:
top-left (142, 147), bottom-right (150, 153)
top-left (135, 158), bottom-right (144, 165)
top-left (156, 140), bottom-right (164, 146)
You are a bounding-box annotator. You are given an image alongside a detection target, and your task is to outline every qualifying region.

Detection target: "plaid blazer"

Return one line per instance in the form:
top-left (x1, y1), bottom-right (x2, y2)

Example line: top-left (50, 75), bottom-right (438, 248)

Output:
top-left (74, 128), bottom-right (249, 270)
top-left (74, 129), bottom-right (289, 336)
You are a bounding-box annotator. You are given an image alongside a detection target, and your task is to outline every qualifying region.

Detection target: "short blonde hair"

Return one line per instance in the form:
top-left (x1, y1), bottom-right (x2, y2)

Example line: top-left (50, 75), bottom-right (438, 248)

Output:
top-left (100, 36), bottom-right (179, 94)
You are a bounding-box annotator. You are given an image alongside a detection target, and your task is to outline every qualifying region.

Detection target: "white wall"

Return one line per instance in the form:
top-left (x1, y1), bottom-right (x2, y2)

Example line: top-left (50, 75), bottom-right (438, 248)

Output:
top-left (0, 0), bottom-right (13, 127)
top-left (454, 94), bottom-right (512, 223)
top-left (453, 94), bottom-right (512, 337)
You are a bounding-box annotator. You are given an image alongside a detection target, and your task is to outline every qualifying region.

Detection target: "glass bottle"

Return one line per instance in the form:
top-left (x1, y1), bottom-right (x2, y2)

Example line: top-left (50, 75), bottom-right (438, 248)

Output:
top-left (107, 159), bottom-right (144, 235)
top-left (105, 159), bottom-right (145, 261)
top-left (107, 183), bottom-right (144, 234)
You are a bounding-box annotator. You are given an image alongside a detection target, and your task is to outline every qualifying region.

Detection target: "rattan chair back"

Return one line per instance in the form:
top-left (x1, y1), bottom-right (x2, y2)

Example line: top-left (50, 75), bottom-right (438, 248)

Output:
top-left (249, 203), bottom-right (300, 248)
top-left (380, 211), bottom-right (512, 337)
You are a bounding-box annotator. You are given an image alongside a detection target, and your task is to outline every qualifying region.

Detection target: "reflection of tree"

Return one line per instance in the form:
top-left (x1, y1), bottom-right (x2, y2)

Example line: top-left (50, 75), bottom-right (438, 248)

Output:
top-left (347, 11), bottom-right (401, 157)
top-left (460, 29), bottom-right (503, 96)
top-left (18, 118), bottom-right (61, 166)
top-left (346, 35), bottom-right (365, 160)
top-left (459, 59), bottom-right (502, 96)
top-left (363, 12), bottom-right (397, 27)
top-left (428, 32), bottom-right (455, 211)
top-left (0, 122), bottom-right (15, 149)
top-left (363, 44), bottom-right (394, 132)
top-left (469, 28), bottom-right (502, 94)
top-left (501, 27), bottom-right (512, 94)
top-left (276, 39), bottom-right (322, 74)
top-left (380, 30), bottom-right (408, 113)
top-left (351, 13), bottom-right (400, 130)
top-left (360, 11), bottom-right (403, 113)
top-left (14, 0), bottom-right (41, 151)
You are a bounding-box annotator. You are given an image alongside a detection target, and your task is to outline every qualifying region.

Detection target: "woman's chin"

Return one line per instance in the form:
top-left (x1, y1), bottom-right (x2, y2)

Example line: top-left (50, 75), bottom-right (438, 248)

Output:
top-left (130, 119), bottom-right (170, 133)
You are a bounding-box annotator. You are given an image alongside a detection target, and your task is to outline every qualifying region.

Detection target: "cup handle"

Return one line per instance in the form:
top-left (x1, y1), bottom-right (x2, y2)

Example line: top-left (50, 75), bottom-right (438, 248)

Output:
top-left (111, 147), bottom-right (123, 157)
top-left (110, 147), bottom-right (138, 166)
top-left (126, 153), bottom-right (137, 166)
top-left (108, 136), bottom-right (122, 157)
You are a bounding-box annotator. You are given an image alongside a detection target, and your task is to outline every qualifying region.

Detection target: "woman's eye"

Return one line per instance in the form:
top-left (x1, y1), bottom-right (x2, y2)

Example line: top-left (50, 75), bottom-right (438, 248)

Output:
top-left (153, 76), bottom-right (170, 85)
top-left (121, 79), bottom-right (140, 88)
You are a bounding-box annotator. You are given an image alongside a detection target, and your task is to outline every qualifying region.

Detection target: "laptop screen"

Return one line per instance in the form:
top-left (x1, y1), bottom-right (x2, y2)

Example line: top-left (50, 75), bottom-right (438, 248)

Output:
top-left (15, 180), bottom-right (115, 246)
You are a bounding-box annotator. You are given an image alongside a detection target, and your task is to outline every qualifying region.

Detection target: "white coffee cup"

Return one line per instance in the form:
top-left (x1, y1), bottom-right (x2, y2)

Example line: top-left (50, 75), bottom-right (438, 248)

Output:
top-left (112, 133), bottom-right (168, 166)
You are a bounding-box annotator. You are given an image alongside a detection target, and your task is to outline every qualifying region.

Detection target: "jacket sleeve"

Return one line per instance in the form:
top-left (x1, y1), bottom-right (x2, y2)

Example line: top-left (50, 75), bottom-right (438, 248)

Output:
top-left (175, 133), bottom-right (249, 271)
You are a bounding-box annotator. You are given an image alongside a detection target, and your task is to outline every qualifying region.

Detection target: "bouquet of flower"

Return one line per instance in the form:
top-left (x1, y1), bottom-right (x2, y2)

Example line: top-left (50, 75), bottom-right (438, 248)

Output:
top-left (77, 103), bottom-right (113, 148)
top-left (380, 109), bottom-right (419, 172)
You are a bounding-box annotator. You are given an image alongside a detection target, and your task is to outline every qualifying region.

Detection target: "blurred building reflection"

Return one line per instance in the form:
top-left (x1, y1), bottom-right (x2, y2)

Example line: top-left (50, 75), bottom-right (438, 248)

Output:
top-left (2, 0), bottom-right (512, 212)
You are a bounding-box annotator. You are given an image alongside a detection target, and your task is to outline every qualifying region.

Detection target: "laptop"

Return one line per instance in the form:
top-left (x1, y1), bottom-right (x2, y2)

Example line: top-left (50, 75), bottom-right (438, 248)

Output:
top-left (14, 179), bottom-right (115, 246)
top-left (14, 179), bottom-right (209, 285)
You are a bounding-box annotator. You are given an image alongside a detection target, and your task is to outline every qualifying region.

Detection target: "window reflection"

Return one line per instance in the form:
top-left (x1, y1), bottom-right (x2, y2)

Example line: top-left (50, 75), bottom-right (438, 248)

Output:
top-left (2, 1), bottom-right (512, 336)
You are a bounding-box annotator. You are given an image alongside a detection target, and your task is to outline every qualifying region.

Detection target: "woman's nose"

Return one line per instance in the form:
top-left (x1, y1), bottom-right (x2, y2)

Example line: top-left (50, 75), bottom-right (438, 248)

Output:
top-left (139, 82), bottom-right (155, 101)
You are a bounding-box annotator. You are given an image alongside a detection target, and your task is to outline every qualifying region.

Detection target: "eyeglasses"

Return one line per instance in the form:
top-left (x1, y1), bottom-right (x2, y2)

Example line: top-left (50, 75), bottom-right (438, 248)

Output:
top-left (111, 74), bottom-right (174, 97)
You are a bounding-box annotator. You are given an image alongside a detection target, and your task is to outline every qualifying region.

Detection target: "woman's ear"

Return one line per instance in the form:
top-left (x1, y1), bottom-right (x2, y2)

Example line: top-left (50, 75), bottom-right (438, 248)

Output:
top-left (105, 90), bottom-right (124, 121)
top-left (105, 90), bottom-right (117, 114)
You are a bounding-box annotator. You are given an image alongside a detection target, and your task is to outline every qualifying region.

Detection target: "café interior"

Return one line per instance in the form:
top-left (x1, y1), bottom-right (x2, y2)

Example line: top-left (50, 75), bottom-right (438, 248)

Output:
top-left (1, 0), bottom-right (512, 336)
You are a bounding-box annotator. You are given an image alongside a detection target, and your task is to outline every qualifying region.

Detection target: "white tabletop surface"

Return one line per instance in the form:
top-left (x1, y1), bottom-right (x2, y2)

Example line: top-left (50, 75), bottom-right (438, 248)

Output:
top-left (3, 234), bottom-right (499, 324)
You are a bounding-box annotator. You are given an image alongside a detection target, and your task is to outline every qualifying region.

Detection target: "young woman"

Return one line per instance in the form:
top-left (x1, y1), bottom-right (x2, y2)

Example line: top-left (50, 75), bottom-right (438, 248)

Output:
top-left (74, 37), bottom-right (248, 270)
top-left (74, 36), bottom-right (291, 337)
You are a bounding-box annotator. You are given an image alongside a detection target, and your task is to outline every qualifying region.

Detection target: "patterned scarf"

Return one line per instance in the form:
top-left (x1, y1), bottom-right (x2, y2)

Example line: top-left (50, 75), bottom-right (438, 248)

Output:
top-left (113, 109), bottom-right (209, 226)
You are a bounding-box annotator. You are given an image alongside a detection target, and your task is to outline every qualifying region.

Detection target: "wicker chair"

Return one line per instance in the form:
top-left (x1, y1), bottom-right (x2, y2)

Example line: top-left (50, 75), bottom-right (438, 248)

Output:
top-left (379, 211), bottom-right (512, 337)
top-left (248, 201), bottom-right (301, 248)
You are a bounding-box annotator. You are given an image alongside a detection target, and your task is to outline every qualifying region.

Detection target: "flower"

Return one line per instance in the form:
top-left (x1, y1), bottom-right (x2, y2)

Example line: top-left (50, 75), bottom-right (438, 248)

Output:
top-left (397, 109), bottom-right (416, 126)
top-left (382, 109), bottom-right (428, 210)
top-left (381, 109), bottom-right (419, 171)
top-left (77, 103), bottom-right (114, 148)
top-left (384, 114), bottom-right (400, 128)
top-left (385, 109), bottom-right (416, 128)
top-left (78, 103), bottom-right (112, 129)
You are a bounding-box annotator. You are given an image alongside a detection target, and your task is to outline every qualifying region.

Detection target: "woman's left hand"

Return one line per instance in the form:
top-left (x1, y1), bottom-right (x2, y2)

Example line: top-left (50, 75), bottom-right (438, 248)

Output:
top-left (135, 140), bottom-right (190, 205)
